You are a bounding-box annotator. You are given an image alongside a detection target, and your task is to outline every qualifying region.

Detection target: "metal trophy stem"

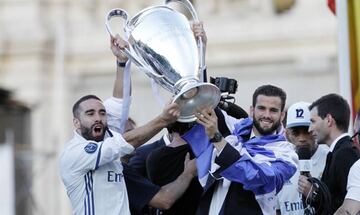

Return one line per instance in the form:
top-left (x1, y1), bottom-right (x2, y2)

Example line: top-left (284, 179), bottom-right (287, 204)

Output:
top-left (105, 0), bottom-right (220, 122)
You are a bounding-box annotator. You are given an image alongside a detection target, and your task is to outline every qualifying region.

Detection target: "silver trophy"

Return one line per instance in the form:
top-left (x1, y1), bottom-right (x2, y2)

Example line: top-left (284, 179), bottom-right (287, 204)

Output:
top-left (105, 0), bottom-right (220, 122)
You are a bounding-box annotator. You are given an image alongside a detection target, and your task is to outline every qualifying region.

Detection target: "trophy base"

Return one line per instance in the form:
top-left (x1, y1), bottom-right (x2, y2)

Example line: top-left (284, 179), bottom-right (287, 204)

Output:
top-left (173, 82), bottom-right (221, 122)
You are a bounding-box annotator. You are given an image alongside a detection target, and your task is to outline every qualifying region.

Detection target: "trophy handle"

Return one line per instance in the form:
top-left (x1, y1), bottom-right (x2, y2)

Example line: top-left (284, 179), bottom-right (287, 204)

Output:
top-left (165, 0), bottom-right (205, 72)
top-left (105, 9), bottom-right (164, 79)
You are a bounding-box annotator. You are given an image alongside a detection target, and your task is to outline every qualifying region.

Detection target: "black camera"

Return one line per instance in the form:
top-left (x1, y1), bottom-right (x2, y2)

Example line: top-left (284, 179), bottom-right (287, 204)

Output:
top-left (209, 76), bottom-right (247, 119)
top-left (210, 77), bottom-right (238, 94)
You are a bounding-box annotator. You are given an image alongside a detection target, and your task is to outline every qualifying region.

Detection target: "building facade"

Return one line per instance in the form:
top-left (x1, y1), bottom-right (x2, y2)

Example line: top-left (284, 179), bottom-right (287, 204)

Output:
top-left (0, 0), bottom-right (338, 214)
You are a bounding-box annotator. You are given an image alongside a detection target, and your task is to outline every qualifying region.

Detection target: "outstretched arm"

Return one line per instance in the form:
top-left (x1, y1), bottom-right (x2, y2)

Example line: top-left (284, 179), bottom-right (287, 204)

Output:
top-left (123, 101), bottom-right (180, 148)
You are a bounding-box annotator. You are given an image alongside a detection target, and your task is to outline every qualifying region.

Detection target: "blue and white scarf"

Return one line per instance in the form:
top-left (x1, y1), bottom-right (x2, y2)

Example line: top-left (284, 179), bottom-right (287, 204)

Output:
top-left (183, 118), bottom-right (298, 215)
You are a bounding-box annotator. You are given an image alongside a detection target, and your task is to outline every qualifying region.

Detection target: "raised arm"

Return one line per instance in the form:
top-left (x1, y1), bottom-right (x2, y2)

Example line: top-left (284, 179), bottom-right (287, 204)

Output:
top-left (191, 21), bottom-right (207, 58)
top-left (191, 21), bottom-right (207, 81)
top-left (110, 34), bottom-right (130, 98)
top-left (105, 35), bottom-right (132, 134)
top-left (107, 35), bottom-right (180, 147)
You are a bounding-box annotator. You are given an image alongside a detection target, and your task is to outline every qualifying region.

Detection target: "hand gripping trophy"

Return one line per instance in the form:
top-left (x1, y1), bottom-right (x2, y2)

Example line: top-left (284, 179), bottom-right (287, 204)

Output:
top-left (105, 0), bottom-right (221, 122)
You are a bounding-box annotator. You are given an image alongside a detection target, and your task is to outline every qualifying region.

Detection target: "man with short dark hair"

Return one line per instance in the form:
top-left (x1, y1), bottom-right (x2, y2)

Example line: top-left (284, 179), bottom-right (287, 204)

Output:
top-left (61, 93), bottom-right (180, 215)
top-left (298, 93), bottom-right (360, 214)
top-left (185, 84), bottom-right (298, 215)
top-left (59, 35), bottom-right (181, 215)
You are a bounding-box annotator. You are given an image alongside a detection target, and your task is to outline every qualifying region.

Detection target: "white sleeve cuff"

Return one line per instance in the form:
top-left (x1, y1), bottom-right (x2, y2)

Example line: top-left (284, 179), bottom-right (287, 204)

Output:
top-left (346, 161), bottom-right (360, 201)
top-left (345, 187), bottom-right (360, 201)
top-left (104, 96), bottom-right (132, 119)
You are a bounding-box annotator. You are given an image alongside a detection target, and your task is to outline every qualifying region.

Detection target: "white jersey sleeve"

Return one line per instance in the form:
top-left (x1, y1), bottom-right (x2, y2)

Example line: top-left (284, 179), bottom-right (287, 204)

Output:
top-left (60, 131), bottom-right (133, 215)
top-left (345, 159), bottom-right (360, 201)
top-left (60, 97), bottom-right (134, 215)
top-left (60, 132), bottom-right (133, 176)
top-left (97, 131), bottom-right (134, 167)
top-left (103, 96), bottom-right (132, 133)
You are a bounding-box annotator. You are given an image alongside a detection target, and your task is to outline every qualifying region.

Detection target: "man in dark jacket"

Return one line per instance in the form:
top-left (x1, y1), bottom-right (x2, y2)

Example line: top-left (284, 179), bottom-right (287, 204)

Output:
top-left (298, 93), bottom-right (360, 214)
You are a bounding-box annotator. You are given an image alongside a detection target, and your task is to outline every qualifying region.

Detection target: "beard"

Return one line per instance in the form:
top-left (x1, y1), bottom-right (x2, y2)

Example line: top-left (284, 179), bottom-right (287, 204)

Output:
top-left (253, 117), bottom-right (281, 136)
top-left (80, 123), bottom-right (107, 142)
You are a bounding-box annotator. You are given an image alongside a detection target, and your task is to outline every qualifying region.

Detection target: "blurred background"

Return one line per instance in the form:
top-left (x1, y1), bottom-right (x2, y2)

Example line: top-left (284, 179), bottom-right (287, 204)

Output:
top-left (0, 0), bottom-right (345, 214)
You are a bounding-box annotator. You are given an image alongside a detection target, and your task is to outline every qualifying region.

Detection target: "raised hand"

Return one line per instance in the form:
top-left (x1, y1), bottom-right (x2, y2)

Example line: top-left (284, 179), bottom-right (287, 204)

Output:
top-left (110, 34), bottom-right (129, 62)
top-left (298, 175), bottom-right (314, 198)
top-left (160, 100), bottom-right (181, 125)
top-left (196, 108), bottom-right (218, 139)
top-left (191, 21), bottom-right (207, 46)
top-left (183, 152), bottom-right (197, 177)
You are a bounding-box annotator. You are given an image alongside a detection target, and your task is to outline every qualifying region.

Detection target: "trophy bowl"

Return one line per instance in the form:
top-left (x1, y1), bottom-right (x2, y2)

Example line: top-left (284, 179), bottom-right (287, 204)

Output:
top-left (106, 0), bottom-right (221, 122)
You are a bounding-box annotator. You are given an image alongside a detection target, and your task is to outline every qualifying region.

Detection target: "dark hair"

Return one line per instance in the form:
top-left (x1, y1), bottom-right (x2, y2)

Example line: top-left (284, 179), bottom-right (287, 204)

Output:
top-left (72, 95), bottom-right (102, 118)
top-left (309, 93), bottom-right (350, 132)
top-left (252, 85), bottom-right (287, 111)
top-left (166, 121), bottom-right (196, 136)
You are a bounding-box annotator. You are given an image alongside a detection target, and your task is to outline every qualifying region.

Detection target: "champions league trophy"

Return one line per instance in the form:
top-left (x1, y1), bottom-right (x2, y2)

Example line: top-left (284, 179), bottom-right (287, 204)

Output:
top-left (105, 0), bottom-right (221, 122)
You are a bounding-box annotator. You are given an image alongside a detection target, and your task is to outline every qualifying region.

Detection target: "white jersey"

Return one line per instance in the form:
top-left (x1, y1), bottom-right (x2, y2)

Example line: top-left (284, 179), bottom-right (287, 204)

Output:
top-left (276, 145), bottom-right (329, 215)
top-left (345, 159), bottom-right (360, 201)
top-left (60, 97), bottom-right (134, 215)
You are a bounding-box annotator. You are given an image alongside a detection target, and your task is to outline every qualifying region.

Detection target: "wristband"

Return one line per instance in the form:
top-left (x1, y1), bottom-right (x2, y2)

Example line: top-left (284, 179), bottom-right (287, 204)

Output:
top-left (117, 60), bottom-right (127, 67)
top-left (210, 131), bottom-right (223, 143)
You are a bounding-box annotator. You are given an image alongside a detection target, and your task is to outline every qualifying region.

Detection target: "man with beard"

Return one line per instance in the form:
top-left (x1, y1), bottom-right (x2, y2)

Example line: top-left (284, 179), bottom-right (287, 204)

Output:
top-left (59, 35), bottom-right (181, 215)
top-left (276, 102), bottom-right (328, 215)
top-left (298, 94), bottom-right (360, 214)
top-left (183, 84), bottom-right (298, 215)
top-left (60, 96), bottom-right (180, 215)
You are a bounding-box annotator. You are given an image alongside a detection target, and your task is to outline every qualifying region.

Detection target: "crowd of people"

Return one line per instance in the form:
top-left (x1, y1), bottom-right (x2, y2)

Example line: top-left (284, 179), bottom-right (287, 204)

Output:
top-left (59, 21), bottom-right (360, 215)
